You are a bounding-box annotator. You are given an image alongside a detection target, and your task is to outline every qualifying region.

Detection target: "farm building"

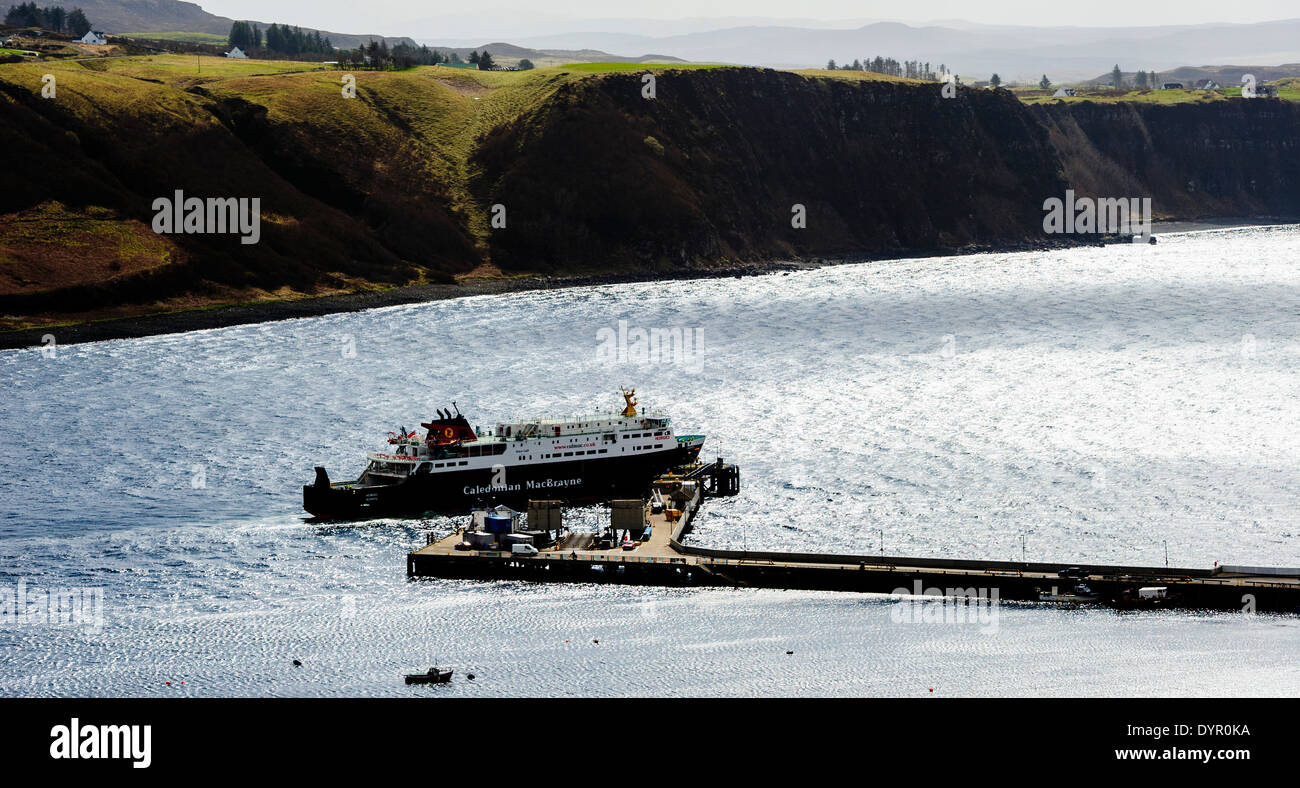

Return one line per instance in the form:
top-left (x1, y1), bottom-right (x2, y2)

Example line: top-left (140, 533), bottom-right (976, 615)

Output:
top-left (224, 46), bottom-right (248, 59)
top-left (1052, 87), bottom-right (1077, 97)
top-left (79, 31), bottom-right (107, 45)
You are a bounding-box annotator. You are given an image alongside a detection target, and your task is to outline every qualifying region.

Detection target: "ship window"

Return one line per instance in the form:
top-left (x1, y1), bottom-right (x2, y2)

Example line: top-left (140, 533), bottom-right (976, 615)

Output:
top-left (564, 452), bottom-right (573, 456)
top-left (459, 461), bottom-right (468, 466)
top-left (434, 463), bottom-right (444, 468)
top-left (493, 444), bottom-right (506, 455)
top-left (598, 449), bottom-right (607, 454)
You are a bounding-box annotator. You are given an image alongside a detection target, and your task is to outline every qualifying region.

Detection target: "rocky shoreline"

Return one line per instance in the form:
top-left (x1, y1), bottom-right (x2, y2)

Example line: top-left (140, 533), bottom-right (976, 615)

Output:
top-left (0, 224), bottom-right (1273, 351)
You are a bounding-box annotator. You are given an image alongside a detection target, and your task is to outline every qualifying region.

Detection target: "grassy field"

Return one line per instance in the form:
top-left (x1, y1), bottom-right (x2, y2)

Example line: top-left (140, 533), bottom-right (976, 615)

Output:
top-left (66, 53), bottom-right (331, 81)
top-left (1019, 87), bottom-right (1227, 105)
top-left (1272, 77), bottom-right (1300, 101)
top-left (1019, 83), bottom-right (1299, 105)
top-left (118, 31), bottom-right (230, 44)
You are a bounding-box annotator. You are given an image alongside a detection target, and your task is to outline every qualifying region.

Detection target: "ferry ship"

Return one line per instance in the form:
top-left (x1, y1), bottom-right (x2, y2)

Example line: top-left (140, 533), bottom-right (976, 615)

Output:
top-left (303, 389), bottom-right (706, 519)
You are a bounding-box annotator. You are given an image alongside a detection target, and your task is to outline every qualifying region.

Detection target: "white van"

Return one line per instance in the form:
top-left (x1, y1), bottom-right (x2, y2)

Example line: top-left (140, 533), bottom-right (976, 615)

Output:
top-left (511, 543), bottom-right (539, 556)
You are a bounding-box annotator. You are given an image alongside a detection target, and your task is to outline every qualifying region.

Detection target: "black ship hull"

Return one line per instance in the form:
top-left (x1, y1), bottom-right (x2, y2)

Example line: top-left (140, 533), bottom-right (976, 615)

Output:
top-left (304, 445), bottom-right (701, 520)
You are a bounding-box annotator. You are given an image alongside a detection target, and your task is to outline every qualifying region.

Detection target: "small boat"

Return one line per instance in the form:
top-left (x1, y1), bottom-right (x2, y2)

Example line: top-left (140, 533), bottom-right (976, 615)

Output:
top-left (1108, 586), bottom-right (1174, 610)
top-left (404, 667), bottom-right (453, 685)
top-left (1038, 583), bottom-right (1100, 603)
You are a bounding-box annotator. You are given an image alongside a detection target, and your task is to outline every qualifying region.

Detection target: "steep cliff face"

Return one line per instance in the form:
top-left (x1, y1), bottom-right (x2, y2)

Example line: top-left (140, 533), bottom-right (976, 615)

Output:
top-left (1033, 100), bottom-right (1300, 218)
top-left (473, 68), bottom-right (1069, 272)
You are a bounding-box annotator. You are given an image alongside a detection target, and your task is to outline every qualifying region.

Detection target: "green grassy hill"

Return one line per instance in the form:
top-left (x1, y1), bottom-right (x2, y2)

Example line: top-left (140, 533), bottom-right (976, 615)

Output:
top-left (0, 57), bottom-right (733, 328)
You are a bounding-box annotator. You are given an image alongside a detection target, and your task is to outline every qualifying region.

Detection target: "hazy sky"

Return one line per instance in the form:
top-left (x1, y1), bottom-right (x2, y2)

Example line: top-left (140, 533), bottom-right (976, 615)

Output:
top-left (197, 1), bottom-right (1299, 37)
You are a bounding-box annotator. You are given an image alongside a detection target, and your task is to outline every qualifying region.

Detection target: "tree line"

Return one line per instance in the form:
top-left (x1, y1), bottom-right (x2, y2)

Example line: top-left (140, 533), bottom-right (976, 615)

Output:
top-left (825, 56), bottom-right (947, 82)
top-left (334, 42), bottom-right (534, 71)
top-left (1101, 65), bottom-right (1161, 89)
top-left (4, 3), bottom-right (92, 36)
top-left (334, 40), bottom-right (450, 70)
top-left (227, 21), bottom-right (332, 55)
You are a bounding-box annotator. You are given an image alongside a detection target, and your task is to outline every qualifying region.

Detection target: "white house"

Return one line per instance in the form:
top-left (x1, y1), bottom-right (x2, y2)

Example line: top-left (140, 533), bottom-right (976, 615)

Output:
top-left (79, 31), bottom-right (107, 45)
top-left (1052, 87), bottom-right (1077, 97)
top-left (224, 46), bottom-right (247, 59)
top-left (1195, 79), bottom-right (1221, 90)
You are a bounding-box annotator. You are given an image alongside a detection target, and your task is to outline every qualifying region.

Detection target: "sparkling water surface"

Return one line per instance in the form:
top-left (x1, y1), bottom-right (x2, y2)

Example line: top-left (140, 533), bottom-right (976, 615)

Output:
top-left (2, 225), bottom-right (1299, 696)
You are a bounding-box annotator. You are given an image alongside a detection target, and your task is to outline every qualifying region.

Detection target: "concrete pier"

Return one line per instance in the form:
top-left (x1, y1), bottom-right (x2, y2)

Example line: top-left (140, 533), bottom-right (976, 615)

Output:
top-left (407, 464), bottom-right (1300, 614)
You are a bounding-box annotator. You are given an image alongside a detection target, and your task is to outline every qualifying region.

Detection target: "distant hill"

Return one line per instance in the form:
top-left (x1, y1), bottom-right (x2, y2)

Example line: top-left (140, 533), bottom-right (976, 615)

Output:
top-left (1159, 64), bottom-right (1300, 85)
top-left (46, 0), bottom-right (225, 35)
top-left (442, 42), bottom-right (688, 66)
top-left (1080, 63), bottom-right (1300, 88)
top-left (504, 17), bottom-right (1300, 82)
top-left (42, 1), bottom-right (683, 59)
top-left (47, 0), bottom-right (415, 49)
